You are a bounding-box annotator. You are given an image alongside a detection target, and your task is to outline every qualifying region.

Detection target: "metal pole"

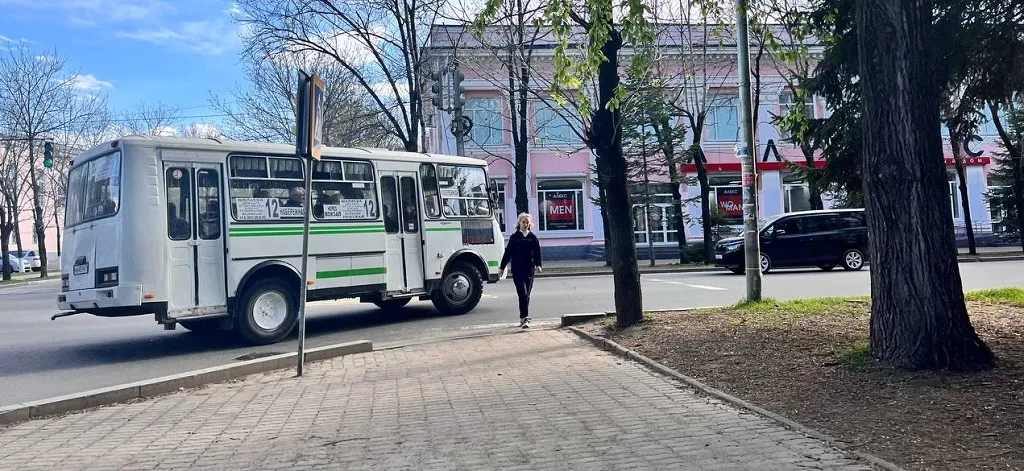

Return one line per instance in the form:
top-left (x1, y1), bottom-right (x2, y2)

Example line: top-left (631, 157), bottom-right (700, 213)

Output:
top-left (296, 156), bottom-right (313, 376)
top-left (734, 0), bottom-right (763, 301)
top-left (453, 61), bottom-right (466, 157)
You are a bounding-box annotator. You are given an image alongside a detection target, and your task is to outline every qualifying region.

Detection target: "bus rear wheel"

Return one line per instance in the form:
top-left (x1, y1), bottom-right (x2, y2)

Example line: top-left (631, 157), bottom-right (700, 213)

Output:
top-left (235, 278), bottom-right (298, 345)
top-left (373, 297), bottom-right (411, 311)
top-left (431, 262), bottom-right (482, 315)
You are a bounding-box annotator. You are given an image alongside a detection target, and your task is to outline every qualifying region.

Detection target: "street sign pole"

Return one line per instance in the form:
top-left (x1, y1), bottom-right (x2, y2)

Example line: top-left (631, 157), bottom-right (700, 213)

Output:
top-left (734, 0), bottom-right (763, 302)
top-left (294, 71), bottom-right (326, 377)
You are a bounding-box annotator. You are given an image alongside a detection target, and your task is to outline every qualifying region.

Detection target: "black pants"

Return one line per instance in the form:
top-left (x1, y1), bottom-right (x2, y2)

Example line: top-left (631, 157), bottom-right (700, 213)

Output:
top-left (512, 276), bottom-right (534, 319)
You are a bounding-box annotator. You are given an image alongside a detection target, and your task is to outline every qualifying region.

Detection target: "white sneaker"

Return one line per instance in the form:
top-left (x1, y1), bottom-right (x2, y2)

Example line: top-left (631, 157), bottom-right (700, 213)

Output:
top-left (522, 317), bottom-right (531, 329)
top-left (518, 318), bottom-right (527, 328)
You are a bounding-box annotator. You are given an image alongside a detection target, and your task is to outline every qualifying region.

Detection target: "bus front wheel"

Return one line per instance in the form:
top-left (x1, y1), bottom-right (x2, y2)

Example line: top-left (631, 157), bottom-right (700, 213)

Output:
top-left (235, 278), bottom-right (298, 345)
top-left (431, 262), bottom-right (482, 315)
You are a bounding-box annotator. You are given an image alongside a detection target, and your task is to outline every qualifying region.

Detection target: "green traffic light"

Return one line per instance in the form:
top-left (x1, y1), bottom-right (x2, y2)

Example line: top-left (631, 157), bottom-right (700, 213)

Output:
top-left (43, 158), bottom-right (53, 169)
top-left (43, 141), bottom-right (53, 168)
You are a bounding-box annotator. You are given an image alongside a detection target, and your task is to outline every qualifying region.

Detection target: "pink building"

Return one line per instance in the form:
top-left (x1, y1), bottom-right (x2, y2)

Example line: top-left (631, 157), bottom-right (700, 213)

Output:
top-left (429, 25), bottom-right (1002, 259)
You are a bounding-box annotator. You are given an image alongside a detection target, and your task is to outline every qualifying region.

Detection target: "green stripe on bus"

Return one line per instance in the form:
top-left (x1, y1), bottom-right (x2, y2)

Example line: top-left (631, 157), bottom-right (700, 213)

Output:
top-left (424, 227), bottom-right (462, 232)
top-left (488, 260), bottom-right (499, 267)
top-left (230, 224), bottom-right (384, 232)
top-left (229, 226), bottom-right (385, 237)
top-left (316, 267), bottom-right (387, 279)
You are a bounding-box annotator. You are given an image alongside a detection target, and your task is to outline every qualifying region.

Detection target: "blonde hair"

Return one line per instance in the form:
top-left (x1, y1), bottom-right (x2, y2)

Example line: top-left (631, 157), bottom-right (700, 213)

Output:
top-left (516, 212), bottom-right (533, 231)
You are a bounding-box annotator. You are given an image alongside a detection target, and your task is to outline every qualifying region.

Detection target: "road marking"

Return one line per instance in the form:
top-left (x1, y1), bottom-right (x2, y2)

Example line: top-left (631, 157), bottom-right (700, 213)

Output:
top-left (648, 279), bottom-right (728, 291)
top-left (683, 283), bottom-right (729, 291)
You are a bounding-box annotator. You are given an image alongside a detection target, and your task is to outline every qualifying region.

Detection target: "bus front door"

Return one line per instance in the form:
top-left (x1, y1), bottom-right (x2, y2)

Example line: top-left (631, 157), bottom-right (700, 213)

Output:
top-left (380, 173), bottom-right (425, 294)
top-left (164, 163), bottom-right (227, 317)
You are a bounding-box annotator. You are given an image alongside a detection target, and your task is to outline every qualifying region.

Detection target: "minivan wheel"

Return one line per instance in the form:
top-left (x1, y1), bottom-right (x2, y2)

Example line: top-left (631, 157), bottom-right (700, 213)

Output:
top-left (818, 264), bottom-right (836, 271)
top-left (759, 253), bottom-right (772, 274)
top-left (842, 248), bottom-right (865, 271)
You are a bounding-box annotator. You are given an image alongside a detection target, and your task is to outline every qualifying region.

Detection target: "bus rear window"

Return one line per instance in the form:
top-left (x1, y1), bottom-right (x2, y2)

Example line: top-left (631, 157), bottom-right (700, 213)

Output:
top-left (65, 151), bottom-right (121, 227)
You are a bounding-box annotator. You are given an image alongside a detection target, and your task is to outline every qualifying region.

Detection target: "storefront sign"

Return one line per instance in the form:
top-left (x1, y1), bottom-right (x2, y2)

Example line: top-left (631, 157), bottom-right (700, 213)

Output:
top-left (544, 191), bottom-right (576, 230)
top-left (717, 187), bottom-right (743, 218)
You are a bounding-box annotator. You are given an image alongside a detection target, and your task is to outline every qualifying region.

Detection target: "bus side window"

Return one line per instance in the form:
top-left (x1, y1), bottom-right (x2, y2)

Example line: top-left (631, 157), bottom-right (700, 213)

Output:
top-left (419, 164), bottom-right (440, 218)
top-left (381, 176), bottom-right (400, 234)
top-left (197, 169), bottom-right (221, 240)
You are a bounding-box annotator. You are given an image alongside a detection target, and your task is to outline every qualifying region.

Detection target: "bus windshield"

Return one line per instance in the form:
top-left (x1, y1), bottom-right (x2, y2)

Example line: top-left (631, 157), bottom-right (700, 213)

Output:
top-left (65, 151), bottom-right (122, 227)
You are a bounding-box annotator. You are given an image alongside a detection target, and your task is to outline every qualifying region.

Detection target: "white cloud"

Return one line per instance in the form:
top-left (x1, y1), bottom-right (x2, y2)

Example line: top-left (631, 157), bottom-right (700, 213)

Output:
top-left (117, 19), bottom-right (242, 55)
top-left (69, 73), bottom-right (113, 91)
top-left (153, 126), bottom-right (176, 137)
top-left (0, 35), bottom-right (15, 43)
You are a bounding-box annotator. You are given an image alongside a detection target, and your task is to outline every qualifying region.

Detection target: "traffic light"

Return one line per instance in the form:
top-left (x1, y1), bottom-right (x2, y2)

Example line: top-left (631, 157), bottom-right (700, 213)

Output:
top-left (43, 141), bottom-right (53, 169)
top-left (452, 69), bottom-right (466, 110)
top-left (429, 71), bottom-right (444, 108)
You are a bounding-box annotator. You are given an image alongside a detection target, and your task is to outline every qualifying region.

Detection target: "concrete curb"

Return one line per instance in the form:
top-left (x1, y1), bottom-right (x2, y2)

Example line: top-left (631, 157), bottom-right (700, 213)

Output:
top-left (0, 340), bottom-right (372, 427)
top-left (565, 326), bottom-right (905, 471)
top-left (536, 254), bottom-right (1021, 278)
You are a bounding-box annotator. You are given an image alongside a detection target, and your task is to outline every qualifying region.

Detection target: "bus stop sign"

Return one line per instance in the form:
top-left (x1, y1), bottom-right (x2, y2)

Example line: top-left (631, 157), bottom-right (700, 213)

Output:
top-left (308, 73), bottom-right (325, 161)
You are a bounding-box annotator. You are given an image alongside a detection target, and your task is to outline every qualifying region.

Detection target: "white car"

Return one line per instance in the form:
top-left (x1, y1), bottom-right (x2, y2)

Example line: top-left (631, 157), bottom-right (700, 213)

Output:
top-left (6, 254), bottom-right (28, 273)
top-left (17, 250), bottom-right (41, 271)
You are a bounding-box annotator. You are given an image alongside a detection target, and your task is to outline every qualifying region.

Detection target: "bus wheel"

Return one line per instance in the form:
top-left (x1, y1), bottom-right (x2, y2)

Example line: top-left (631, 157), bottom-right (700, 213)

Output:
top-left (373, 298), bottom-right (411, 311)
top-left (432, 262), bottom-right (482, 315)
top-left (235, 278), bottom-right (298, 345)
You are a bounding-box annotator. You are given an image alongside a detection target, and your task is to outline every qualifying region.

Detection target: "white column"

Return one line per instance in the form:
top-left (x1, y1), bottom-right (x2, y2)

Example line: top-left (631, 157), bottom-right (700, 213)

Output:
top-left (966, 165), bottom-right (990, 224)
top-left (683, 175), bottom-right (703, 240)
top-left (590, 151), bottom-right (605, 241)
top-left (760, 170), bottom-right (784, 217)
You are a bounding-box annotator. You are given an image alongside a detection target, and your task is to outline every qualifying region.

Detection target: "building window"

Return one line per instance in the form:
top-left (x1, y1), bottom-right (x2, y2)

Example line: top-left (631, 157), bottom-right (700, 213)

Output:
top-left (631, 183), bottom-right (679, 244)
top-left (538, 179), bottom-right (585, 231)
top-left (535, 102), bottom-right (578, 146)
top-left (778, 90), bottom-right (814, 140)
top-left (491, 179), bottom-right (507, 232)
top-left (707, 94), bottom-right (739, 142)
top-left (708, 174), bottom-right (742, 224)
top-left (465, 98), bottom-right (503, 146)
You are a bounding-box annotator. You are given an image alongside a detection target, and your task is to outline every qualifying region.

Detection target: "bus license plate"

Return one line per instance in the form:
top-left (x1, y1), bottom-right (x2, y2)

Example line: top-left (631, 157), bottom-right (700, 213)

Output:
top-left (74, 263), bottom-right (88, 275)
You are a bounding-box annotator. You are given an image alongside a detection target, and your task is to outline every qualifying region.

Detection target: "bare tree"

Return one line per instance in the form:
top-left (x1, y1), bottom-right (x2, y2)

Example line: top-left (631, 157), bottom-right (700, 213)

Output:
top-left (210, 47), bottom-right (392, 147)
top-left (236, 0), bottom-right (444, 152)
top-left (0, 45), bottom-right (107, 277)
top-left (117, 102), bottom-right (182, 137)
top-left (669, 7), bottom-right (740, 264)
top-left (0, 139), bottom-right (28, 279)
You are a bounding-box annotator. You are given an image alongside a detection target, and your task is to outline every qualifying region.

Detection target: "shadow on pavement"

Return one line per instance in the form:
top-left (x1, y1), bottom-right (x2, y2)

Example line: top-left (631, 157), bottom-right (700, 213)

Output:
top-left (0, 303), bottom-right (450, 376)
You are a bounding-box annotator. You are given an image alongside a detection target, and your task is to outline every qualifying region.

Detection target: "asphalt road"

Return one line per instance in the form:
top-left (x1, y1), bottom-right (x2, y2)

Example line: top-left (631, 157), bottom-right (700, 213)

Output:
top-left (3, 261), bottom-right (1023, 407)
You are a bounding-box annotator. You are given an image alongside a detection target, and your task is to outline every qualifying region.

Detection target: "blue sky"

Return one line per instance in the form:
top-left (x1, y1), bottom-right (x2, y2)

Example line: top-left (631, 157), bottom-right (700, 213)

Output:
top-left (0, 0), bottom-right (246, 123)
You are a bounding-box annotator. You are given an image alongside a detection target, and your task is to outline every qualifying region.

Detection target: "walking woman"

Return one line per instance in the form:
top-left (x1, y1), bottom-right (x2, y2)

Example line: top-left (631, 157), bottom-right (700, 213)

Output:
top-left (499, 213), bottom-right (543, 328)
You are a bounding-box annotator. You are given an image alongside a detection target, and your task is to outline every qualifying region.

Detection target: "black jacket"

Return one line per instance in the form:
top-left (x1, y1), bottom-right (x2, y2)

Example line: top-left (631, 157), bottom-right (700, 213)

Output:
top-left (499, 231), bottom-right (542, 278)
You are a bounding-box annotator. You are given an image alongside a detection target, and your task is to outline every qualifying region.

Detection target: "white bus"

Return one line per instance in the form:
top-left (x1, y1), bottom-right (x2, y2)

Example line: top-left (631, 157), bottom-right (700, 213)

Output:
top-left (57, 136), bottom-right (504, 344)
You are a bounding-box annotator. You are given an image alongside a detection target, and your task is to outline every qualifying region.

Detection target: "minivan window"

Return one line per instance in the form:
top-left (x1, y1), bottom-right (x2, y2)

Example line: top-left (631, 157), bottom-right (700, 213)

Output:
top-left (803, 215), bottom-right (837, 233)
top-left (838, 213), bottom-right (865, 229)
top-left (776, 218), bottom-right (802, 235)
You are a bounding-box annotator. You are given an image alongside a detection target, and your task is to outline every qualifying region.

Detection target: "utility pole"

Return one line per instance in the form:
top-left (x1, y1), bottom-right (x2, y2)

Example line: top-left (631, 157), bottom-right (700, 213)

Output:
top-left (734, 0), bottom-right (763, 301)
top-left (430, 60), bottom-right (471, 156)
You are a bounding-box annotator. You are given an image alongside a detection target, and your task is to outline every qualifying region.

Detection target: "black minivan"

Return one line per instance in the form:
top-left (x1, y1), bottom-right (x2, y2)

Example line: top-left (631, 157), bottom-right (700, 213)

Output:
top-left (715, 209), bottom-right (869, 274)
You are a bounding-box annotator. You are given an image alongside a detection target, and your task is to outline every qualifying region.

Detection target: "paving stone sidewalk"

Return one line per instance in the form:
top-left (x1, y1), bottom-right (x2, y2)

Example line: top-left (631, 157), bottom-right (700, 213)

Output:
top-left (0, 329), bottom-right (874, 470)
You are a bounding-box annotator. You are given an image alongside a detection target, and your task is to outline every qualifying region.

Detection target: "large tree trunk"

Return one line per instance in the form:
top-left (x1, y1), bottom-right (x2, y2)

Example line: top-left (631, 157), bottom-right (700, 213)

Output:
top-left (950, 135), bottom-right (976, 254)
top-left (857, 0), bottom-right (993, 371)
top-left (597, 170), bottom-right (612, 267)
top-left (27, 142), bottom-right (49, 278)
top-left (0, 213), bottom-right (12, 280)
top-left (590, 29), bottom-right (642, 328)
top-left (14, 218), bottom-right (23, 256)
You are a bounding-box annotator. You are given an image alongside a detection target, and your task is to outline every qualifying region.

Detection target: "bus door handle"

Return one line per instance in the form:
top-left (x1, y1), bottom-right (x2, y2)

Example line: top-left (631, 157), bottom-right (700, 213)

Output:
top-left (187, 240), bottom-right (199, 247)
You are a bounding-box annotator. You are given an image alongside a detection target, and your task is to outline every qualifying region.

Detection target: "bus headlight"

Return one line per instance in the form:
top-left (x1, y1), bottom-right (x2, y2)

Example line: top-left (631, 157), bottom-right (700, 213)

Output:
top-left (96, 267), bottom-right (119, 288)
